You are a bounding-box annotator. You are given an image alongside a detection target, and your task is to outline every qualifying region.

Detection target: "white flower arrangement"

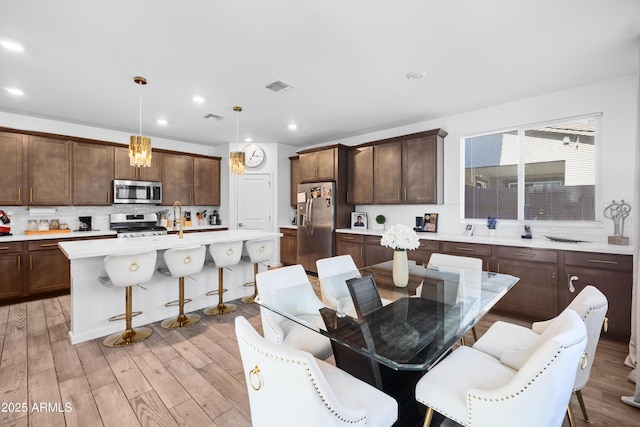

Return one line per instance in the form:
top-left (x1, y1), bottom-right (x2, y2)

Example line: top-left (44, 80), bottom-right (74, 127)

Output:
top-left (380, 224), bottom-right (420, 251)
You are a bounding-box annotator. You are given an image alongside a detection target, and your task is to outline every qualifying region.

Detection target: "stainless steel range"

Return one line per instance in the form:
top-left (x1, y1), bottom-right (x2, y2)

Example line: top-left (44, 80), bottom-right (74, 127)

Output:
top-left (110, 213), bottom-right (167, 238)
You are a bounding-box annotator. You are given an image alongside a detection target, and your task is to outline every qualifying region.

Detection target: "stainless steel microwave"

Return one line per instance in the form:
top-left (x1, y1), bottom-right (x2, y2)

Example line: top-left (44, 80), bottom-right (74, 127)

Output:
top-left (112, 180), bottom-right (162, 204)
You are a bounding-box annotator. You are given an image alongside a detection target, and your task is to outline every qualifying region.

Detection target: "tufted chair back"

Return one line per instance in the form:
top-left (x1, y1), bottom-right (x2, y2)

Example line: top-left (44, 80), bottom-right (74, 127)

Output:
top-left (235, 316), bottom-right (398, 427)
top-left (163, 246), bottom-right (206, 278)
top-left (104, 250), bottom-right (157, 287)
top-left (209, 241), bottom-right (243, 268)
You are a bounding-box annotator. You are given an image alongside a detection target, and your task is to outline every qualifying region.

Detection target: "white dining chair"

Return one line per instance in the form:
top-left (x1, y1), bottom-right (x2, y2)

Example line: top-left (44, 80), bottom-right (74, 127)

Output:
top-left (472, 285), bottom-right (608, 425)
top-left (415, 309), bottom-right (588, 427)
top-left (235, 315), bottom-right (398, 427)
top-left (256, 264), bottom-right (333, 360)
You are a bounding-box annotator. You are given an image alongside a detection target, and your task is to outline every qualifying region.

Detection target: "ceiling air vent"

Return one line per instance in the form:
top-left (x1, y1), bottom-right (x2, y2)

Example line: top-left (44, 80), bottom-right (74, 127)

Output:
top-left (203, 113), bottom-right (226, 120)
top-left (265, 80), bottom-right (296, 93)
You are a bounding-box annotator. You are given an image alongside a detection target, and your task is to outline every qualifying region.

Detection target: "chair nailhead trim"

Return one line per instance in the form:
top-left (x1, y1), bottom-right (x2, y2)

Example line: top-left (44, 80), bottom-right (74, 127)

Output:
top-left (240, 333), bottom-right (368, 424)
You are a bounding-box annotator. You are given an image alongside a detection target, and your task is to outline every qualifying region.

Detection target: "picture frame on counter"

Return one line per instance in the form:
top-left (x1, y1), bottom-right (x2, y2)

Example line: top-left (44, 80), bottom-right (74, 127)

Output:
top-left (351, 212), bottom-right (367, 229)
top-left (463, 224), bottom-right (475, 236)
top-left (423, 213), bottom-right (438, 232)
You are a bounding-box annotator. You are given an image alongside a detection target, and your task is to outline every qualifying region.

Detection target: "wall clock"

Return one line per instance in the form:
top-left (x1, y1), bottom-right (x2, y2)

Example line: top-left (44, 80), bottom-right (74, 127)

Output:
top-left (243, 144), bottom-right (265, 168)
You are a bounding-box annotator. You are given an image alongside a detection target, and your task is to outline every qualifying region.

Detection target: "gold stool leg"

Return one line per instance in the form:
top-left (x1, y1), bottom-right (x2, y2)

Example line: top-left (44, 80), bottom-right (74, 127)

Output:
top-left (241, 263), bottom-right (259, 304)
top-left (567, 403), bottom-right (577, 427)
top-left (204, 268), bottom-right (237, 315)
top-left (103, 286), bottom-right (152, 347)
top-left (575, 390), bottom-right (590, 422)
top-left (423, 407), bottom-right (434, 427)
top-left (161, 277), bottom-right (201, 329)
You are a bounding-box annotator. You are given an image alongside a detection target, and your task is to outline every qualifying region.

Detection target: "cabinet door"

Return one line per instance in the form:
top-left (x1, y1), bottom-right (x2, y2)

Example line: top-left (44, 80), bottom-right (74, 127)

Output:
top-left (348, 146), bottom-right (373, 205)
top-left (72, 142), bottom-right (114, 205)
top-left (28, 136), bottom-right (71, 206)
top-left (193, 157), bottom-right (220, 206)
top-left (28, 248), bottom-right (70, 294)
top-left (0, 132), bottom-right (26, 205)
top-left (0, 243), bottom-right (25, 300)
top-left (402, 136), bottom-right (439, 204)
top-left (114, 146), bottom-right (163, 181)
top-left (409, 239), bottom-right (439, 267)
top-left (562, 265), bottom-right (632, 340)
top-left (299, 152), bottom-right (318, 182)
top-left (373, 142), bottom-right (402, 203)
top-left (315, 149), bottom-right (336, 181)
top-left (364, 235), bottom-right (394, 267)
top-left (493, 258), bottom-right (558, 319)
top-left (336, 233), bottom-right (365, 268)
top-left (163, 153), bottom-right (194, 205)
top-left (280, 229), bottom-right (298, 265)
top-left (290, 156), bottom-right (300, 206)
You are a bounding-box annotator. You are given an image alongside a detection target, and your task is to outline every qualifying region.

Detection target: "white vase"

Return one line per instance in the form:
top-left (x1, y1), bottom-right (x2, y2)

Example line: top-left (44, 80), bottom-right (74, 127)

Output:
top-left (392, 250), bottom-right (409, 288)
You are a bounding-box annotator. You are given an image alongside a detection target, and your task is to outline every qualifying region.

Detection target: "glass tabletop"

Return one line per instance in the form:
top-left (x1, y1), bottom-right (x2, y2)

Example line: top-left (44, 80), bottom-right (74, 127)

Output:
top-left (256, 260), bottom-right (519, 371)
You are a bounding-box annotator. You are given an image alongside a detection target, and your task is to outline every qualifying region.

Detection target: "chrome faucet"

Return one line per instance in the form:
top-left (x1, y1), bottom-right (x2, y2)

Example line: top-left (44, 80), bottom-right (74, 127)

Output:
top-left (173, 201), bottom-right (184, 239)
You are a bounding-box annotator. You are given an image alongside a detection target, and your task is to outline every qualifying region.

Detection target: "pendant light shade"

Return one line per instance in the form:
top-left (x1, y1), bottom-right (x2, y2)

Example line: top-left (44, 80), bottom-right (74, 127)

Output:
top-left (129, 76), bottom-right (152, 167)
top-left (230, 105), bottom-right (245, 175)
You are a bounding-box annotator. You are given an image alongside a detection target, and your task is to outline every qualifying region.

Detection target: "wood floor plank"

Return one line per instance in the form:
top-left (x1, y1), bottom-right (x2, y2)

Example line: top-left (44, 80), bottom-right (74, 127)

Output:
top-left (27, 333), bottom-right (55, 375)
top-left (26, 300), bottom-right (46, 336)
top-left (151, 325), bottom-right (214, 369)
top-left (199, 361), bottom-right (251, 420)
top-left (165, 356), bottom-right (234, 420)
top-left (101, 346), bottom-right (152, 400)
top-left (51, 338), bottom-right (83, 382)
top-left (27, 367), bottom-right (65, 427)
top-left (169, 398), bottom-right (212, 427)
top-left (58, 375), bottom-right (102, 427)
top-left (132, 351), bottom-right (191, 409)
top-left (179, 324), bottom-right (244, 376)
top-left (75, 341), bottom-right (117, 391)
top-left (212, 406), bottom-right (251, 427)
top-left (0, 361), bottom-right (28, 425)
top-left (1, 303), bottom-right (27, 368)
top-left (142, 327), bottom-right (182, 365)
top-left (42, 297), bottom-right (70, 343)
top-left (129, 390), bottom-right (180, 427)
top-left (92, 382), bottom-right (141, 427)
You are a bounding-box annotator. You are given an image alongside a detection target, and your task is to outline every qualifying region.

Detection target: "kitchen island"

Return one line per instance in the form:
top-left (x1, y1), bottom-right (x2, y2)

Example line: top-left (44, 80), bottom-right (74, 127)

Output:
top-left (59, 230), bottom-right (281, 344)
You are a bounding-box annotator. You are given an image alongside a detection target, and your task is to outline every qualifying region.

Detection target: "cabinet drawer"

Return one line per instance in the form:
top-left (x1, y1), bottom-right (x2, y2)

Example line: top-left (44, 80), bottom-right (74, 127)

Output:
top-left (0, 242), bottom-right (24, 253)
top-left (496, 246), bottom-right (558, 263)
top-left (337, 233), bottom-right (365, 244)
top-left (564, 251), bottom-right (632, 271)
top-left (441, 241), bottom-right (492, 257)
top-left (417, 239), bottom-right (439, 251)
top-left (280, 228), bottom-right (297, 237)
top-left (28, 239), bottom-right (65, 252)
top-left (365, 235), bottom-right (383, 246)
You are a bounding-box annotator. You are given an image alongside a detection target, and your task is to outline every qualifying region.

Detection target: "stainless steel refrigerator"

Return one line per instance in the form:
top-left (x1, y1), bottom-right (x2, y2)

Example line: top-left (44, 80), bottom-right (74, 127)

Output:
top-left (297, 182), bottom-right (336, 273)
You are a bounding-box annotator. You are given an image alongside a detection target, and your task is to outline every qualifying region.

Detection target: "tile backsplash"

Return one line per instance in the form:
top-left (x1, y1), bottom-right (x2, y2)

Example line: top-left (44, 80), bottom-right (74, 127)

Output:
top-left (2, 204), bottom-right (219, 235)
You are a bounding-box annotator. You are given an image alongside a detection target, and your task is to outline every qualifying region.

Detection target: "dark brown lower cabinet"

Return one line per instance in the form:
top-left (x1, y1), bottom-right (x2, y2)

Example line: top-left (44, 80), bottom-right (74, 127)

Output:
top-left (280, 228), bottom-right (298, 266)
top-left (364, 235), bottom-right (394, 267)
top-left (27, 240), bottom-right (70, 294)
top-left (0, 242), bottom-right (25, 300)
top-left (336, 233), bottom-right (365, 268)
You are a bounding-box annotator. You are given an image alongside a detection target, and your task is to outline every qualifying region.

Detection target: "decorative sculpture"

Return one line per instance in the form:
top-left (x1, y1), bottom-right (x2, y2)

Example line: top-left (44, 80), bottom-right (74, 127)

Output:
top-left (603, 199), bottom-right (631, 245)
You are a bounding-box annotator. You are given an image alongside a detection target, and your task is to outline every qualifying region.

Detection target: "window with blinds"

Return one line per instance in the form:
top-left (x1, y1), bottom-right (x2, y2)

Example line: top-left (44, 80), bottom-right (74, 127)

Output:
top-left (464, 115), bottom-right (598, 222)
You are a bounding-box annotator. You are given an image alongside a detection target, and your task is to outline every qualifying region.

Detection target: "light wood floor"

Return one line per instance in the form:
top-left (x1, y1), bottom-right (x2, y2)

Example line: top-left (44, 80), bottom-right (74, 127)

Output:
top-left (0, 294), bottom-right (638, 427)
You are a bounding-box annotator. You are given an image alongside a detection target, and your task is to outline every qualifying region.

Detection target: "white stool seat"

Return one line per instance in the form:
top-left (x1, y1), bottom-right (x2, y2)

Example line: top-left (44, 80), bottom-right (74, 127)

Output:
top-left (101, 250), bottom-right (157, 347)
top-left (161, 246), bottom-right (206, 329)
top-left (203, 240), bottom-right (243, 315)
top-left (241, 238), bottom-right (275, 304)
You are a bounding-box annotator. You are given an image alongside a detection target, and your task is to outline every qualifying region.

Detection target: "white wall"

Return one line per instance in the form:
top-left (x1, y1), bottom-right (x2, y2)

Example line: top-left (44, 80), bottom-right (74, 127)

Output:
top-left (316, 75), bottom-right (639, 244)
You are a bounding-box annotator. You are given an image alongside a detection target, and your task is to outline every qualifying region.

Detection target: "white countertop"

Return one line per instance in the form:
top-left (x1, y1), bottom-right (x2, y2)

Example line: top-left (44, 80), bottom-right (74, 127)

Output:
top-left (58, 229), bottom-right (282, 259)
top-left (0, 230), bottom-right (116, 242)
top-left (335, 228), bottom-right (633, 255)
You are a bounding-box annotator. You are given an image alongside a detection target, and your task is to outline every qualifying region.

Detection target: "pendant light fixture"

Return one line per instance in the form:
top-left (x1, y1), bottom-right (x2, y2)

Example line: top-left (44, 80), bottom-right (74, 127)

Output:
top-left (229, 105), bottom-right (245, 175)
top-left (129, 76), bottom-right (152, 167)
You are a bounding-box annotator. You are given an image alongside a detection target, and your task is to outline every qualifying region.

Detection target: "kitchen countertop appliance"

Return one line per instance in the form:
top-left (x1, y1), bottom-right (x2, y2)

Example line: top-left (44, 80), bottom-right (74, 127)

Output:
top-left (109, 213), bottom-right (167, 238)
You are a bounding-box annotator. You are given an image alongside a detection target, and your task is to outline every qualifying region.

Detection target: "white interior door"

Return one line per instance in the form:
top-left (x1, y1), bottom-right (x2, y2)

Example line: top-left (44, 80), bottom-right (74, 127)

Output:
top-left (238, 173), bottom-right (272, 230)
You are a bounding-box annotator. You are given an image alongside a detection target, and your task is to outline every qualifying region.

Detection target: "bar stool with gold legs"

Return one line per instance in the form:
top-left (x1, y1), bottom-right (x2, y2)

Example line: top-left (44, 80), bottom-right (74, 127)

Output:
top-left (100, 250), bottom-right (157, 347)
top-left (203, 240), bottom-right (243, 315)
top-left (240, 238), bottom-right (275, 304)
top-left (160, 245), bottom-right (206, 329)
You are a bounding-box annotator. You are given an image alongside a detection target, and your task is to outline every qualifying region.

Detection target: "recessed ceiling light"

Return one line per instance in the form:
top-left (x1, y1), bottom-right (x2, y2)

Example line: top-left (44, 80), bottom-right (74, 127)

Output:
top-left (1, 41), bottom-right (24, 52)
top-left (406, 71), bottom-right (426, 80)
top-left (244, 137), bottom-right (252, 142)
top-left (193, 96), bottom-right (205, 103)
top-left (157, 119), bottom-right (168, 125)
top-left (288, 123), bottom-right (298, 130)
top-left (5, 87), bottom-right (24, 96)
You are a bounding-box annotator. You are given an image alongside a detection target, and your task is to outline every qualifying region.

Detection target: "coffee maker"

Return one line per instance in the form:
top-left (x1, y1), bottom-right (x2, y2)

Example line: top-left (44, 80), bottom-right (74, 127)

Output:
top-left (79, 216), bottom-right (92, 231)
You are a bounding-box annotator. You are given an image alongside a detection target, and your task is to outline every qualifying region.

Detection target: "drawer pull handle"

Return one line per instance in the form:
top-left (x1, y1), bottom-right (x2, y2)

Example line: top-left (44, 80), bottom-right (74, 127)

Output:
top-left (603, 317), bottom-right (608, 332)
top-left (39, 243), bottom-right (59, 247)
top-left (587, 259), bottom-right (618, 265)
top-left (455, 247), bottom-right (475, 252)
top-left (513, 252), bottom-right (536, 257)
top-left (0, 246), bottom-right (10, 250)
top-left (343, 236), bottom-right (355, 240)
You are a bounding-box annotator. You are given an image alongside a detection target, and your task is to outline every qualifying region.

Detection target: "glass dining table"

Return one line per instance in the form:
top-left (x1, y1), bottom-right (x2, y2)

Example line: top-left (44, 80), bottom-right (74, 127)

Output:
top-left (256, 260), bottom-right (519, 372)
